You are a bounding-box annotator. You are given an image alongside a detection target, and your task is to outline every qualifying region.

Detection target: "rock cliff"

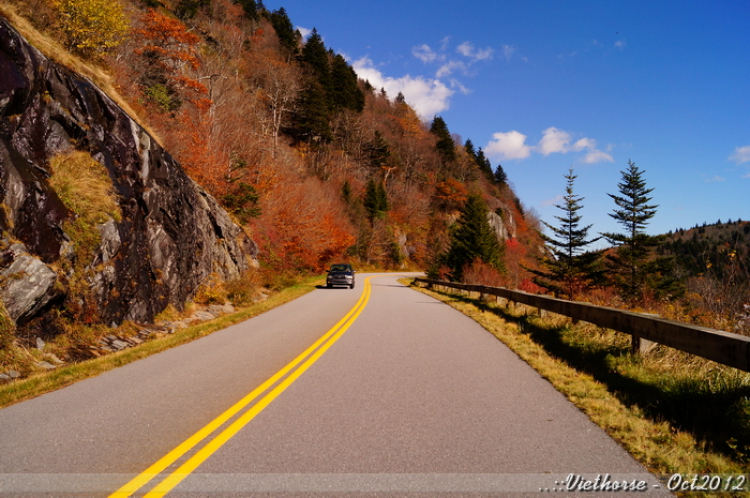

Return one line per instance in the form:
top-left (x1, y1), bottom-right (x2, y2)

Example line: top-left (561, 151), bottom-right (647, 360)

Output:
top-left (0, 16), bottom-right (257, 329)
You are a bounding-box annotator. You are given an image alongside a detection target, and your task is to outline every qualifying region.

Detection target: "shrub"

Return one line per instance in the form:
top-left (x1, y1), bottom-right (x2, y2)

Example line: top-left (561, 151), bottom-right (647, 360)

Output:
top-left (51, 0), bottom-right (129, 56)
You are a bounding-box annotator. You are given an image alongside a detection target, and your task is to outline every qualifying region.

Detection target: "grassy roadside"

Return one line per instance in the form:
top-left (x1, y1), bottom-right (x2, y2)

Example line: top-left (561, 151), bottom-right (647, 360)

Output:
top-left (404, 279), bottom-right (750, 477)
top-left (0, 276), bottom-right (323, 409)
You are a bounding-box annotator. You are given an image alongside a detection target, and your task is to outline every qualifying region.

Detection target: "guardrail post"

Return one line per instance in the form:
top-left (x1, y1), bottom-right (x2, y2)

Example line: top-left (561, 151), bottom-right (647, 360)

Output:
top-left (631, 313), bottom-right (658, 355)
top-left (631, 336), bottom-right (656, 355)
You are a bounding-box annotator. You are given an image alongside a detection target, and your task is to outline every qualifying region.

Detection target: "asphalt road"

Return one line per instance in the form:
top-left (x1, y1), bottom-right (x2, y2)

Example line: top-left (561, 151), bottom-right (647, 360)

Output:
top-left (0, 274), bottom-right (670, 497)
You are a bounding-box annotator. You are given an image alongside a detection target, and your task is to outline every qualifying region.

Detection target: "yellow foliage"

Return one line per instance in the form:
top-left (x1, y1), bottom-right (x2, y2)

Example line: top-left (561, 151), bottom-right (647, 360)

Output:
top-left (50, 0), bottom-right (129, 55)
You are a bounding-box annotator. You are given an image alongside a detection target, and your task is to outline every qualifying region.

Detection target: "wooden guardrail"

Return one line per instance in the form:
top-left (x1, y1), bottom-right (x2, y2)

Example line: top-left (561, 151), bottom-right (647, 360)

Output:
top-left (414, 278), bottom-right (750, 372)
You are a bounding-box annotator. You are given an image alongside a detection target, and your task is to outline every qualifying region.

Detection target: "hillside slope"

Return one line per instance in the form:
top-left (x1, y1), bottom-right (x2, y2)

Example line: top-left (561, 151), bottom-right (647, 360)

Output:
top-left (0, 16), bottom-right (255, 336)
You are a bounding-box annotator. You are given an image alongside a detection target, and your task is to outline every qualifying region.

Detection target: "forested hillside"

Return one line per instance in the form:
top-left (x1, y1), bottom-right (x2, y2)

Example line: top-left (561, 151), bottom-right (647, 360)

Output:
top-left (660, 220), bottom-right (750, 330)
top-left (2, 0), bottom-right (542, 281)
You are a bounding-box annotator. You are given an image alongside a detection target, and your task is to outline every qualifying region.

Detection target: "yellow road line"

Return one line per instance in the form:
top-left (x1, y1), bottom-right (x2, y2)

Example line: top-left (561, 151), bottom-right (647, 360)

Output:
top-left (109, 277), bottom-right (373, 498)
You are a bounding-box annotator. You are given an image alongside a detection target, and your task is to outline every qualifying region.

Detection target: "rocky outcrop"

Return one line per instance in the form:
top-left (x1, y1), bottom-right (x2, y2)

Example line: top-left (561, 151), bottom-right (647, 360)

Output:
top-left (0, 16), bottom-right (257, 327)
top-left (487, 209), bottom-right (516, 242)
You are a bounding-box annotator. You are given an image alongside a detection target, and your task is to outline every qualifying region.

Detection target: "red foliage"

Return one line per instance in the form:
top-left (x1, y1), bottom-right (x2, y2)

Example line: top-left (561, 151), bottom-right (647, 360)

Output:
top-left (462, 258), bottom-right (506, 287)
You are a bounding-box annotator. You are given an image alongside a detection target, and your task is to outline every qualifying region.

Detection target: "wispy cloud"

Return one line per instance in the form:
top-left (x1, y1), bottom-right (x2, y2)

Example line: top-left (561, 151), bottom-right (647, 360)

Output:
top-left (456, 41), bottom-right (494, 61)
top-left (502, 44), bottom-right (516, 61)
top-left (729, 145), bottom-right (750, 164)
top-left (485, 127), bottom-right (613, 163)
top-left (412, 44), bottom-right (442, 64)
top-left (436, 60), bottom-right (466, 78)
top-left (581, 149), bottom-right (614, 164)
top-left (705, 176), bottom-right (726, 183)
top-left (296, 26), bottom-right (312, 39)
top-left (614, 39), bottom-right (626, 49)
top-left (413, 39), bottom-right (495, 77)
top-left (352, 57), bottom-right (454, 120)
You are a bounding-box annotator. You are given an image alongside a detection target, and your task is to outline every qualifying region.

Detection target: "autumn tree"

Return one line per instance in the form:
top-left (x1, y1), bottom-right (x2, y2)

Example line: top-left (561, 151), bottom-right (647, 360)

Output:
top-left (135, 9), bottom-right (207, 111)
top-left (530, 168), bottom-right (601, 299)
top-left (446, 193), bottom-right (504, 281)
top-left (51, 0), bottom-right (129, 56)
top-left (433, 178), bottom-right (467, 211)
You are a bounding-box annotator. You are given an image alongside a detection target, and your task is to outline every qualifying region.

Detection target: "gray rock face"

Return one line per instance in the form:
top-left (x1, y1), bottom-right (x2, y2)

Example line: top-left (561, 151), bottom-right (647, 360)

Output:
top-left (0, 17), bottom-right (257, 326)
top-left (0, 251), bottom-right (59, 322)
top-left (487, 210), bottom-right (516, 242)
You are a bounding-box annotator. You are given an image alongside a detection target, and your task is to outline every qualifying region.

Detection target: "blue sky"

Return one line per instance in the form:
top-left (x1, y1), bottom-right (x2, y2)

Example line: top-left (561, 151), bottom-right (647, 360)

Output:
top-left (266, 0), bottom-right (749, 241)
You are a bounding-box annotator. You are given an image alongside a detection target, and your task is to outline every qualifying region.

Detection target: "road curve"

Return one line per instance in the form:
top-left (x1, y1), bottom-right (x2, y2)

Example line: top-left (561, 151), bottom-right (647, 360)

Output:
top-left (0, 273), bottom-right (669, 497)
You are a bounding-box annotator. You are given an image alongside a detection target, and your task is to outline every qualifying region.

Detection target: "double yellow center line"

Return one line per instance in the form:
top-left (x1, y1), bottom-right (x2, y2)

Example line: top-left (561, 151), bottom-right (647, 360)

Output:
top-left (110, 277), bottom-right (373, 498)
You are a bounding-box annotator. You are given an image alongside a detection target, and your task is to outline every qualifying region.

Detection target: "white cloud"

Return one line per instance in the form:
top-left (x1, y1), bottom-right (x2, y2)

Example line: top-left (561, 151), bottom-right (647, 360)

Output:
top-left (542, 195), bottom-right (564, 207)
top-left (485, 127), bottom-right (613, 163)
top-left (412, 44), bottom-right (441, 64)
top-left (502, 44), bottom-right (516, 61)
top-left (485, 131), bottom-right (532, 160)
top-left (581, 149), bottom-right (614, 164)
top-left (572, 137), bottom-right (596, 151)
top-left (729, 145), bottom-right (750, 164)
top-left (436, 60), bottom-right (466, 78)
top-left (352, 57), bottom-right (454, 120)
top-left (705, 176), bottom-right (726, 183)
top-left (537, 127), bottom-right (573, 155)
top-left (615, 40), bottom-right (626, 49)
top-left (457, 42), bottom-right (494, 61)
top-left (297, 26), bottom-right (312, 39)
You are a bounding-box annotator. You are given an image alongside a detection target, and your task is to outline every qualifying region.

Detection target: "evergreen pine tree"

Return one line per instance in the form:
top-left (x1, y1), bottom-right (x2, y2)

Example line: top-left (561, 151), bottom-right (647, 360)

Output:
top-left (494, 164), bottom-right (508, 186)
top-left (530, 168), bottom-right (602, 299)
top-left (430, 116), bottom-right (456, 164)
top-left (295, 78), bottom-right (332, 141)
top-left (268, 8), bottom-right (298, 56)
top-left (364, 178), bottom-right (389, 221)
top-left (330, 54), bottom-right (365, 112)
top-left (300, 29), bottom-right (331, 91)
top-left (464, 139), bottom-right (477, 160)
top-left (446, 193), bottom-right (504, 281)
top-left (475, 147), bottom-right (493, 181)
top-left (601, 160), bottom-right (671, 302)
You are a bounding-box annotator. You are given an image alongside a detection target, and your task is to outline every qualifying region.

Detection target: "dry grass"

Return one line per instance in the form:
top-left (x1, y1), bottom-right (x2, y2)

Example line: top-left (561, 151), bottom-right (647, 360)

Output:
top-left (49, 150), bottom-right (121, 223)
top-left (406, 279), bottom-right (749, 477)
top-left (0, 2), bottom-right (161, 142)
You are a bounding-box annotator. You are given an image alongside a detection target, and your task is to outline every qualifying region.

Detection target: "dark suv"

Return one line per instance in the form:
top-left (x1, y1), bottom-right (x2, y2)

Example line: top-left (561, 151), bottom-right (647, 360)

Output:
top-left (326, 264), bottom-right (355, 289)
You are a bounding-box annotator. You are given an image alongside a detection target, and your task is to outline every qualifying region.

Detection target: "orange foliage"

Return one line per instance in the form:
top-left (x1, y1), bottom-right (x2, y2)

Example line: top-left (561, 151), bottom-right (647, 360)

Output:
top-left (433, 178), bottom-right (468, 211)
top-left (255, 179), bottom-right (355, 272)
top-left (135, 9), bottom-right (203, 72)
